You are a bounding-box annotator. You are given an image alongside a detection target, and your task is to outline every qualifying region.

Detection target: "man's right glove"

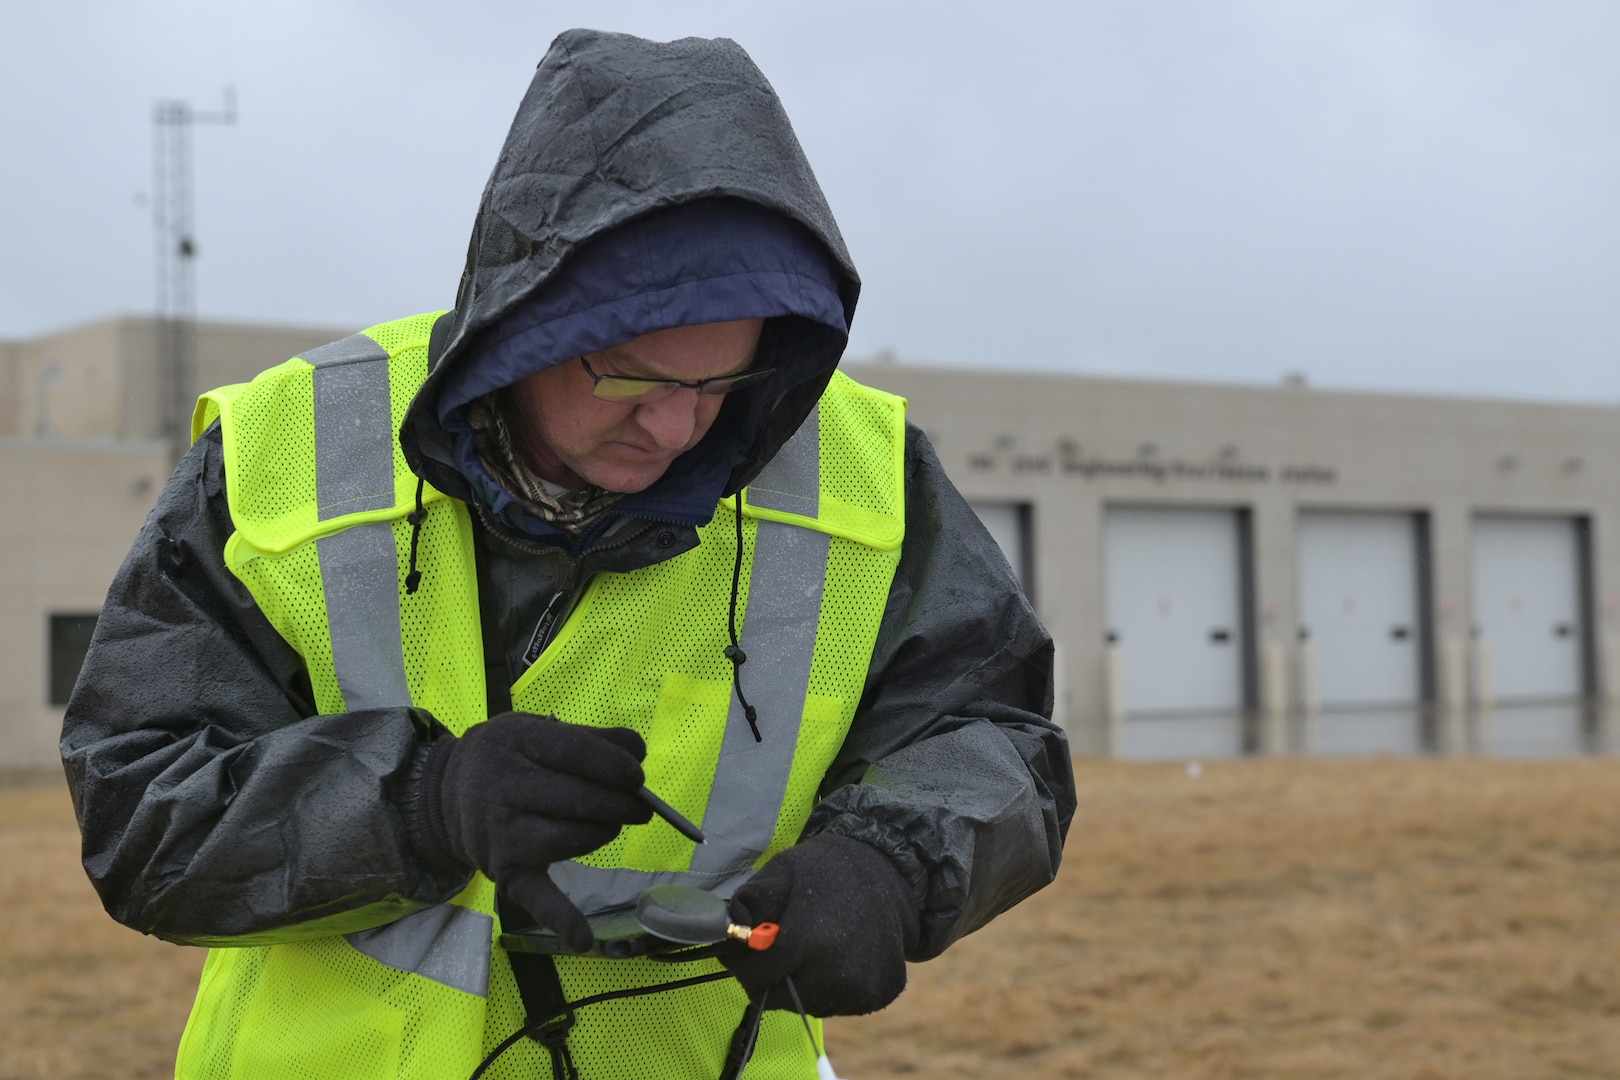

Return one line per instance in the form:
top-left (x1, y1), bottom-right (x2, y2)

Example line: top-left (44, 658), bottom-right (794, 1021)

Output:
top-left (416, 712), bottom-right (652, 952)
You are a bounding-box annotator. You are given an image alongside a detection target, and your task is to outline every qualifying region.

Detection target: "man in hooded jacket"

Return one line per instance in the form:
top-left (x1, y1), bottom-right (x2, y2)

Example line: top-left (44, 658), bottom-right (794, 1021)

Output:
top-left (61, 29), bottom-right (1075, 1080)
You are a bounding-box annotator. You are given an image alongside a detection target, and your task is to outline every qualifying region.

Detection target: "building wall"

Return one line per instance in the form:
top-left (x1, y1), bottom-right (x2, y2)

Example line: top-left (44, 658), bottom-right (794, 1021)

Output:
top-left (3, 317), bottom-right (352, 442)
top-left (844, 361), bottom-right (1620, 756)
top-left (0, 439), bottom-right (169, 768)
top-left (0, 340), bottom-right (18, 436)
top-left (0, 317), bottom-right (348, 771)
top-left (7, 322), bottom-right (127, 439)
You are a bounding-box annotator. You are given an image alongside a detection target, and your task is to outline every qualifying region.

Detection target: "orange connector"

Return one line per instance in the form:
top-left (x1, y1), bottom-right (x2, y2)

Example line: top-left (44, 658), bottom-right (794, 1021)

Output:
top-left (726, 921), bottom-right (780, 951)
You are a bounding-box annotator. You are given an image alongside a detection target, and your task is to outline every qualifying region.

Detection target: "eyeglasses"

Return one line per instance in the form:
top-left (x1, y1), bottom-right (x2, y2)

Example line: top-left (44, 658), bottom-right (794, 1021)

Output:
top-left (579, 355), bottom-right (775, 402)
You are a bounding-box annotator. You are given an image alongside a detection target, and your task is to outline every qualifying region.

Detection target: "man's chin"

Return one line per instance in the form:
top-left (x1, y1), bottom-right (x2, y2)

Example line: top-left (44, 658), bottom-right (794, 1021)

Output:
top-left (577, 445), bottom-right (686, 494)
top-left (586, 464), bottom-right (670, 495)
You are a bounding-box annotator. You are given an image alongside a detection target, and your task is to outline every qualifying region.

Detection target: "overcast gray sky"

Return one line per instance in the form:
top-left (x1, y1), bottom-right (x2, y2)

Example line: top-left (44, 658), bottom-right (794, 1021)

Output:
top-left (3, 1), bottom-right (1618, 401)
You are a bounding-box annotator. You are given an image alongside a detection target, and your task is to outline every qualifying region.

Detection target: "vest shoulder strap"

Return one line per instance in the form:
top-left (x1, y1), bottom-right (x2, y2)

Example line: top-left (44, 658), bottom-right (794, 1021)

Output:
top-left (728, 370), bottom-right (908, 551)
top-left (201, 313), bottom-right (447, 556)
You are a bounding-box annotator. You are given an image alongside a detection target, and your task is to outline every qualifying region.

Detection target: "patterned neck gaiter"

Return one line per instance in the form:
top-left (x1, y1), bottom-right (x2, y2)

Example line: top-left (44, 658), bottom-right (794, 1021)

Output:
top-left (466, 391), bottom-right (625, 537)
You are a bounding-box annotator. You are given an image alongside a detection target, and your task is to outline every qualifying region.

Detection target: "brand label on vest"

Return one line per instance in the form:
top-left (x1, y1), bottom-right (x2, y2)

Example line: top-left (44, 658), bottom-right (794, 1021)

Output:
top-left (521, 591), bottom-right (568, 669)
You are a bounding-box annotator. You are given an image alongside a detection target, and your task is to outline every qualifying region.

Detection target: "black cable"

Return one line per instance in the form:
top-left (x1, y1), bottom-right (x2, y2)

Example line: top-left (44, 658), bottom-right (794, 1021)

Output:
top-left (725, 489), bottom-right (761, 741)
top-left (784, 974), bottom-right (822, 1059)
top-left (467, 969), bottom-right (736, 1080)
top-left (468, 1025), bottom-right (538, 1080)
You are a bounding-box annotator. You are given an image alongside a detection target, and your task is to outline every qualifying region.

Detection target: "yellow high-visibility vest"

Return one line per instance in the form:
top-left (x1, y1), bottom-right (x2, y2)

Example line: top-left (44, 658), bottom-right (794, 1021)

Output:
top-left (176, 313), bottom-right (907, 1079)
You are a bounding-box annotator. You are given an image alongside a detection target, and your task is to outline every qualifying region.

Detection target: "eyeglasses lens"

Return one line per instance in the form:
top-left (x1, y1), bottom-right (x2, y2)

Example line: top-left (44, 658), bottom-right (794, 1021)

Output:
top-left (588, 369), bottom-right (771, 402)
top-left (591, 379), bottom-right (675, 402)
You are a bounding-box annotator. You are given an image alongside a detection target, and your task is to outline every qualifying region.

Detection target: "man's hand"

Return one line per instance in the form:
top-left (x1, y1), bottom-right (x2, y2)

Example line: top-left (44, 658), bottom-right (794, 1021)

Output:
top-left (721, 833), bottom-right (920, 1016)
top-left (420, 712), bottom-right (652, 952)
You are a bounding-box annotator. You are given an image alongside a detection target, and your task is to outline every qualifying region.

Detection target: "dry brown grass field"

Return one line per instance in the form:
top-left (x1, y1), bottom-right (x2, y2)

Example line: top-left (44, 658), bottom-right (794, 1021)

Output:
top-left (4, 757), bottom-right (1619, 1079)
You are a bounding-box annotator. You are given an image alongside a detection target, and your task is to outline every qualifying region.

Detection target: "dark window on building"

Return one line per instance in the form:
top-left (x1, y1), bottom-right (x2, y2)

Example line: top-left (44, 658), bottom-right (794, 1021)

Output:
top-left (49, 613), bottom-right (100, 706)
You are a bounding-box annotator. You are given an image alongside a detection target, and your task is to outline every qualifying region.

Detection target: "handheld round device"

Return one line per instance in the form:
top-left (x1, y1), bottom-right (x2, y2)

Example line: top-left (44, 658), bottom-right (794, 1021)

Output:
top-left (634, 885), bottom-right (778, 950)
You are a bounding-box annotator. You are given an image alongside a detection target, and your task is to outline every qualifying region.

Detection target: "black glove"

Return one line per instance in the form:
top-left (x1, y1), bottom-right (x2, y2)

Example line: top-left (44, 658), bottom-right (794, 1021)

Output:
top-left (720, 832), bottom-right (920, 1017)
top-left (416, 712), bottom-right (652, 952)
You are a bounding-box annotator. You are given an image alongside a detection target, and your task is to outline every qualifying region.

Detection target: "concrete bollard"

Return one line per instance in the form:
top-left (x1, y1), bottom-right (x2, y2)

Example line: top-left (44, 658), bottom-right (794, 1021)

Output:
top-left (1259, 640), bottom-right (1290, 755)
top-left (1470, 638), bottom-right (1494, 754)
top-left (1436, 635), bottom-right (1469, 755)
top-left (1103, 643), bottom-right (1124, 758)
top-left (1295, 640), bottom-right (1319, 757)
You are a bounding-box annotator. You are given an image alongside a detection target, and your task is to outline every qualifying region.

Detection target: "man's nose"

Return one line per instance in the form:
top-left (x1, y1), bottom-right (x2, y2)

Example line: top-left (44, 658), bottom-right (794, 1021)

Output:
top-left (633, 390), bottom-right (702, 449)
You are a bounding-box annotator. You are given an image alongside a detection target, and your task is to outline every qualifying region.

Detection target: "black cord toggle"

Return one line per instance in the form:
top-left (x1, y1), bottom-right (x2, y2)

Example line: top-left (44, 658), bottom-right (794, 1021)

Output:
top-left (404, 477), bottom-right (427, 595)
top-left (526, 1013), bottom-right (580, 1080)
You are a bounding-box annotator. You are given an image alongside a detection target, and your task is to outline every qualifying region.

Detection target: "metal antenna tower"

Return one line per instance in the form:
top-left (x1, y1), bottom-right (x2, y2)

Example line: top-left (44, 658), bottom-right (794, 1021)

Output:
top-left (153, 88), bottom-right (236, 463)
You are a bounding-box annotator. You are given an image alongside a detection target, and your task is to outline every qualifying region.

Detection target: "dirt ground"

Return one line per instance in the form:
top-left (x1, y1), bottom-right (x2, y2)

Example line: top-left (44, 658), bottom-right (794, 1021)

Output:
top-left (5, 757), bottom-right (1619, 1079)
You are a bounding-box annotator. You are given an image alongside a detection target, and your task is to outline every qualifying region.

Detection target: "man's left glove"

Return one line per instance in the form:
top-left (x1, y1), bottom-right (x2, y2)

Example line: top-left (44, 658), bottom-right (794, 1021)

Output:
top-left (720, 832), bottom-right (921, 1017)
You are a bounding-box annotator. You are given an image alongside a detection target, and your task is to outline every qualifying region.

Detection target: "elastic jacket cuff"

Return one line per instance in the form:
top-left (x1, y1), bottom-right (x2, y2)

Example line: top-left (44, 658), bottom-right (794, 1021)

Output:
top-left (405, 735), bottom-right (467, 876)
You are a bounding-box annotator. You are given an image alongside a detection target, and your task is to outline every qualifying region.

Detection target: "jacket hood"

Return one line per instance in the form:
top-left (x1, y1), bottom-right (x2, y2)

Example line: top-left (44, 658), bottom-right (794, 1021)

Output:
top-left (400, 29), bottom-right (861, 539)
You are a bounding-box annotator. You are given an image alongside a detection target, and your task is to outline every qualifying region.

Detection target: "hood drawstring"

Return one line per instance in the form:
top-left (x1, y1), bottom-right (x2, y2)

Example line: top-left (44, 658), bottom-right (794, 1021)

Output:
top-left (726, 489), bottom-right (762, 742)
top-left (405, 476), bottom-right (427, 595)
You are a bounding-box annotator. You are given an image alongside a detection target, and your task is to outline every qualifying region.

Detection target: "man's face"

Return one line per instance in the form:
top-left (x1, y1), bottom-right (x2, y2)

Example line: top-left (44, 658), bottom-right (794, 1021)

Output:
top-left (508, 317), bottom-right (766, 494)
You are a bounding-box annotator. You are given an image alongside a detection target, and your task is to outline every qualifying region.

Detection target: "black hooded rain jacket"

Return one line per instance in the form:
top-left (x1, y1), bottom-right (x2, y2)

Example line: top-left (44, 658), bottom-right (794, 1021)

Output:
top-left (60, 29), bottom-right (1076, 965)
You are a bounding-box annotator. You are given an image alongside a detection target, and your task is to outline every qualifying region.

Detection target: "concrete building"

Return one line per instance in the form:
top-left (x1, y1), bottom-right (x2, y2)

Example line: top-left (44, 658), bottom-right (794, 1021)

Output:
top-left (847, 360), bottom-right (1620, 760)
top-left (4, 316), bottom-right (1617, 768)
top-left (1, 317), bottom-right (349, 770)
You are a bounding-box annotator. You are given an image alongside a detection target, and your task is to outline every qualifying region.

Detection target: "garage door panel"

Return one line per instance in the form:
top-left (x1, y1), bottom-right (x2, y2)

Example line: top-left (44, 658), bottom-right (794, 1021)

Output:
top-left (1298, 512), bottom-right (1423, 709)
top-left (1472, 516), bottom-right (1585, 702)
top-left (1105, 506), bottom-right (1246, 716)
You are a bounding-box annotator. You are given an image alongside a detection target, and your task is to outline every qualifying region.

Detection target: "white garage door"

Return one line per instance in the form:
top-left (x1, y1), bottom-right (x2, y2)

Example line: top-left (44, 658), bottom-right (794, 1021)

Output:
top-left (1298, 512), bottom-right (1425, 755)
top-left (968, 501), bottom-right (1029, 592)
top-left (1472, 516), bottom-right (1585, 702)
top-left (1105, 506), bottom-right (1247, 758)
top-left (1472, 516), bottom-right (1588, 756)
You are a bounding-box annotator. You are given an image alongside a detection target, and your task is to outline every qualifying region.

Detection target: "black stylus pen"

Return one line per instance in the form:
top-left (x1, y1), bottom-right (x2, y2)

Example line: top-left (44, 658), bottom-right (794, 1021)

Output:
top-left (638, 786), bottom-right (707, 845)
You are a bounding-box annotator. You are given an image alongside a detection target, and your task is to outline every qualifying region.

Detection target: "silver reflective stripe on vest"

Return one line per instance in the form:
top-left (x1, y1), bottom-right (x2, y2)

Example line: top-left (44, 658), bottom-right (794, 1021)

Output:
top-left (317, 522), bottom-right (411, 710)
top-left (346, 904), bottom-right (493, 997)
top-left (305, 334), bottom-right (412, 712)
top-left (303, 335), bottom-right (492, 991)
top-left (690, 521), bottom-right (828, 874)
top-left (547, 414), bottom-right (829, 913)
top-left (742, 404), bottom-right (820, 519)
top-left (309, 334), bottom-right (396, 519)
